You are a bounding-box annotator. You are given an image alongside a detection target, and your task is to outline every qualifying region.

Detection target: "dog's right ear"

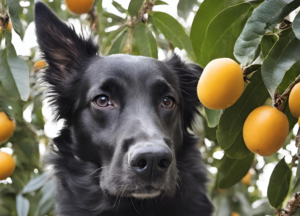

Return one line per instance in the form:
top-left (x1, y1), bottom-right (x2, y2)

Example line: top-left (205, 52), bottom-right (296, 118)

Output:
top-left (34, 2), bottom-right (98, 76)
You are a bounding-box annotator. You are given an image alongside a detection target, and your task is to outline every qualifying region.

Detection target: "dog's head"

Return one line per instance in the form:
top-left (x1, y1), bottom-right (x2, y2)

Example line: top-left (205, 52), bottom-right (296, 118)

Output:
top-left (35, 2), bottom-right (201, 199)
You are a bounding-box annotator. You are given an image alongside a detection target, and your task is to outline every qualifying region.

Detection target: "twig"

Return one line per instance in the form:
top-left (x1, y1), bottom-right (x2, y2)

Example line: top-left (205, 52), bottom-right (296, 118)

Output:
top-left (0, 13), bottom-right (9, 30)
top-left (274, 74), bottom-right (300, 111)
top-left (88, 6), bottom-right (98, 32)
top-left (275, 192), bottom-right (300, 216)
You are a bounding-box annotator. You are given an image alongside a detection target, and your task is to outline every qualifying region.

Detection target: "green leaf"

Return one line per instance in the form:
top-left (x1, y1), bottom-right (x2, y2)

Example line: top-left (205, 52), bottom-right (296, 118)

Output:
top-left (0, 49), bottom-right (20, 99)
top-left (151, 12), bottom-right (196, 61)
top-left (224, 132), bottom-right (251, 159)
top-left (128, 0), bottom-right (145, 17)
top-left (204, 107), bottom-right (222, 128)
top-left (262, 29), bottom-right (300, 98)
top-left (22, 172), bottom-right (50, 194)
top-left (293, 11), bottom-right (300, 40)
top-left (217, 71), bottom-right (269, 151)
top-left (112, 1), bottom-right (127, 13)
top-left (190, 0), bottom-right (245, 63)
top-left (199, 3), bottom-right (253, 67)
top-left (234, 0), bottom-right (300, 65)
top-left (177, 0), bottom-right (198, 21)
top-left (16, 194), bottom-right (29, 216)
top-left (108, 29), bottom-right (128, 55)
top-left (261, 34), bottom-right (279, 59)
top-left (133, 23), bottom-right (158, 58)
top-left (154, 0), bottom-right (168, 6)
top-left (219, 153), bottom-right (254, 189)
top-left (267, 158), bottom-right (292, 208)
top-left (5, 32), bottom-right (30, 101)
top-left (6, 0), bottom-right (25, 39)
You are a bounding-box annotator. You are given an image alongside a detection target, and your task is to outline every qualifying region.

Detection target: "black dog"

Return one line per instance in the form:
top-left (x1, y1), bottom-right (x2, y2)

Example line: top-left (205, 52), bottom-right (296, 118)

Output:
top-left (35, 2), bottom-right (213, 215)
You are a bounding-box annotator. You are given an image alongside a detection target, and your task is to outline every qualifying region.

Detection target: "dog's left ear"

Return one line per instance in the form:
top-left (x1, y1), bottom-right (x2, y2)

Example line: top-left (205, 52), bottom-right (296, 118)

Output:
top-left (35, 2), bottom-right (98, 76)
top-left (35, 2), bottom-right (98, 122)
top-left (164, 54), bottom-right (202, 129)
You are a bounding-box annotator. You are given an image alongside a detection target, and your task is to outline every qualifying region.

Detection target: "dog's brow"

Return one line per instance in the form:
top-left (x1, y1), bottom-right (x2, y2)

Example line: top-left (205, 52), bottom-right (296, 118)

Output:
top-left (151, 78), bottom-right (178, 100)
top-left (100, 77), bottom-right (126, 92)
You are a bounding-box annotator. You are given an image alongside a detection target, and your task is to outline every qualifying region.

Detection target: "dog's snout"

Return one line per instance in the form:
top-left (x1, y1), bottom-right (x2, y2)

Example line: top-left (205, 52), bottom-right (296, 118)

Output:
top-left (129, 144), bottom-right (172, 178)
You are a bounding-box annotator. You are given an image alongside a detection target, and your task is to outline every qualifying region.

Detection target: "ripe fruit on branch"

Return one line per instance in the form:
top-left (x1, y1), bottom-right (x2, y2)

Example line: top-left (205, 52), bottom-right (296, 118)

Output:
top-left (34, 60), bottom-right (47, 72)
top-left (197, 58), bottom-right (244, 110)
top-left (298, 117), bottom-right (300, 127)
top-left (65, 0), bottom-right (94, 15)
top-left (242, 172), bottom-right (252, 186)
top-left (243, 106), bottom-right (289, 157)
top-left (0, 151), bottom-right (15, 180)
top-left (0, 112), bottom-right (15, 144)
top-left (289, 82), bottom-right (300, 118)
top-left (6, 22), bottom-right (12, 32)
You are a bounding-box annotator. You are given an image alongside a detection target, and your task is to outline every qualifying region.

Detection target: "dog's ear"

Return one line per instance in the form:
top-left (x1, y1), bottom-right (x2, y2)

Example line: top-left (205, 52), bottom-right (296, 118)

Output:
top-left (35, 2), bottom-right (98, 74)
top-left (35, 2), bottom-right (98, 122)
top-left (164, 54), bottom-right (202, 129)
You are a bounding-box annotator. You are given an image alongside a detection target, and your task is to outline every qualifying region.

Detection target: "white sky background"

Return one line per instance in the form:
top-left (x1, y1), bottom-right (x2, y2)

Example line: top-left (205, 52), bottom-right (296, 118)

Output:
top-left (3, 0), bottom-right (300, 201)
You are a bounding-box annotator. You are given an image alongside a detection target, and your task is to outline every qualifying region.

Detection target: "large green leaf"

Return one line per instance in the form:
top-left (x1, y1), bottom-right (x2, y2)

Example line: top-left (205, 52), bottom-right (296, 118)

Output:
top-left (177, 0), bottom-right (198, 21)
top-left (199, 3), bottom-right (253, 67)
top-left (108, 29), bottom-right (128, 55)
top-left (22, 172), bottom-right (50, 194)
top-left (204, 107), bottom-right (222, 128)
top-left (133, 23), bottom-right (158, 58)
top-left (151, 12), bottom-right (196, 61)
top-left (234, 0), bottom-right (300, 66)
top-left (128, 0), bottom-right (144, 17)
top-left (262, 28), bottom-right (300, 98)
top-left (224, 133), bottom-right (251, 159)
top-left (260, 34), bottom-right (279, 59)
top-left (293, 11), bottom-right (300, 40)
top-left (16, 194), bottom-right (29, 216)
top-left (5, 32), bottom-right (30, 101)
top-left (219, 153), bottom-right (254, 189)
top-left (112, 1), bottom-right (127, 13)
top-left (0, 32), bottom-right (29, 101)
top-left (267, 158), bottom-right (292, 208)
top-left (6, 0), bottom-right (25, 39)
top-left (217, 71), bottom-right (269, 151)
top-left (190, 0), bottom-right (245, 63)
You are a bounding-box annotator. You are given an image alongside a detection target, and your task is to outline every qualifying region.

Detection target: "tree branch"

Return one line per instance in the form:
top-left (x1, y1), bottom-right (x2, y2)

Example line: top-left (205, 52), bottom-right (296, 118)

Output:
top-left (275, 192), bottom-right (300, 216)
top-left (274, 74), bottom-right (300, 111)
top-left (88, 6), bottom-right (98, 32)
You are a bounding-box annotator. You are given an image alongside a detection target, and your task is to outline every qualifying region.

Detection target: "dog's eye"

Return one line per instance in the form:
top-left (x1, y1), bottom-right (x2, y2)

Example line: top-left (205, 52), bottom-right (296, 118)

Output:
top-left (161, 96), bottom-right (175, 109)
top-left (93, 95), bottom-right (112, 108)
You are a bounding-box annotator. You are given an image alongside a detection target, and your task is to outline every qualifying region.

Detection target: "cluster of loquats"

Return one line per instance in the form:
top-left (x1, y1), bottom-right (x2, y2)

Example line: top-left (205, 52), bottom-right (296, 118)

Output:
top-left (197, 58), bottom-right (299, 157)
top-left (0, 112), bottom-right (15, 180)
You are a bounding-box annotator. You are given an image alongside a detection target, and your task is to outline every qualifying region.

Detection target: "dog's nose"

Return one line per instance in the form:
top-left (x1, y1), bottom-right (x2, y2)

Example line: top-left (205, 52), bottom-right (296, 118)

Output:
top-left (129, 144), bottom-right (172, 178)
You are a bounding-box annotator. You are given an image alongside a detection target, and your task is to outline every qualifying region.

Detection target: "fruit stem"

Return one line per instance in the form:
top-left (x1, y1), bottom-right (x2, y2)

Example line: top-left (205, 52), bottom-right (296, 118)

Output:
top-left (88, 7), bottom-right (98, 32)
top-left (274, 74), bottom-right (300, 111)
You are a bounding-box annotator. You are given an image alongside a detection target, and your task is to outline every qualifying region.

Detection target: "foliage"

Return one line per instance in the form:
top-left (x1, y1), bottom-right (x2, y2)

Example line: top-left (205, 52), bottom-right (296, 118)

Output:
top-left (0, 0), bottom-right (300, 215)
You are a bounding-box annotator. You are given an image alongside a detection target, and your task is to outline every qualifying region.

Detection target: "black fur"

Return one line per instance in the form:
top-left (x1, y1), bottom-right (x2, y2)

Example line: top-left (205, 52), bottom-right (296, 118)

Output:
top-left (35, 2), bottom-right (213, 215)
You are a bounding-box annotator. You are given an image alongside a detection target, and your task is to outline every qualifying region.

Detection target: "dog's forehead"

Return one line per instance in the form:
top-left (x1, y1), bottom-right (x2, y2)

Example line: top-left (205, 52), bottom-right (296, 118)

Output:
top-left (86, 54), bottom-right (173, 82)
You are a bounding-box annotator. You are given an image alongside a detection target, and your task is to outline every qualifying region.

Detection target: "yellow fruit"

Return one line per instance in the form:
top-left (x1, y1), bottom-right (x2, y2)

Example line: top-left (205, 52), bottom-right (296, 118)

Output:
top-left (34, 60), bottom-right (47, 72)
top-left (298, 117), bottom-right (300, 127)
top-left (65, 0), bottom-right (94, 15)
top-left (289, 82), bottom-right (300, 118)
top-left (197, 58), bottom-right (244, 110)
top-left (231, 212), bottom-right (240, 216)
top-left (243, 106), bottom-right (289, 157)
top-left (242, 172), bottom-right (252, 186)
top-left (0, 112), bottom-right (15, 144)
top-left (6, 22), bottom-right (12, 32)
top-left (0, 151), bottom-right (15, 180)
